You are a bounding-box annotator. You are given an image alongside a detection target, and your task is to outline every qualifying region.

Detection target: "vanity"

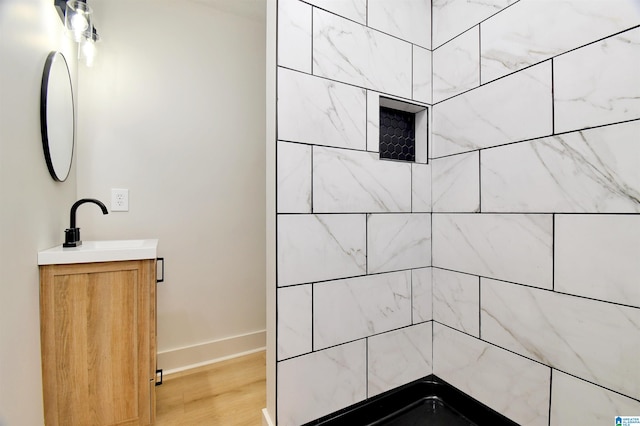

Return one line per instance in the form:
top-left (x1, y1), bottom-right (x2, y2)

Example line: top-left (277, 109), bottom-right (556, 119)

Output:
top-left (38, 240), bottom-right (159, 426)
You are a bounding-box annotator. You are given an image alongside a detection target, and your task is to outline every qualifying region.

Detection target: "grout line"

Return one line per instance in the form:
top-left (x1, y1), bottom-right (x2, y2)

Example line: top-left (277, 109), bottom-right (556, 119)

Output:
top-left (310, 147), bottom-right (314, 213)
top-left (365, 0), bottom-right (368, 27)
top-left (436, 322), bottom-right (640, 404)
top-left (410, 269), bottom-right (414, 324)
top-left (310, 6), bottom-right (314, 75)
top-left (478, 23), bottom-right (482, 86)
top-left (365, 214), bottom-right (369, 275)
top-left (311, 283), bottom-right (315, 351)
top-left (428, 266), bottom-right (640, 311)
top-left (478, 277), bottom-right (482, 340)
top-left (548, 369), bottom-right (553, 426)
top-left (431, 320), bottom-right (434, 373)
top-left (552, 214), bottom-right (555, 291)
top-left (365, 337), bottom-right (369, 398)
top-left (411, 44), bottom-right (415, 101)
top-left (427, 115), bottom-right (640, 160)
top-left (431, 0), bottom-right (521, 50)
top-left (478, 150), bottom-right (482, 213)
top-left (551, 58), bottom-right (555, 135)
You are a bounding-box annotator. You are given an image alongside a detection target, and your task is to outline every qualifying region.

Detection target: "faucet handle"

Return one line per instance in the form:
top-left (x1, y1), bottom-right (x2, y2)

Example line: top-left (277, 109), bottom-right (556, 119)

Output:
top-left (63, 228), bottom-right (81, 247)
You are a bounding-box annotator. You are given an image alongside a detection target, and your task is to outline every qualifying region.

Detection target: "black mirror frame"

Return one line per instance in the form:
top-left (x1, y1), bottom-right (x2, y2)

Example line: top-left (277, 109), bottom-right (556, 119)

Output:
top-left (40, 51), bottom-right (75, 182)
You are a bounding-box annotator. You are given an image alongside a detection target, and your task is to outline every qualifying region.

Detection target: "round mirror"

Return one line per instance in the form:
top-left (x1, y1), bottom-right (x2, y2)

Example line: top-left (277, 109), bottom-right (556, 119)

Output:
top-left (40, 51), bottom-right (75, 182)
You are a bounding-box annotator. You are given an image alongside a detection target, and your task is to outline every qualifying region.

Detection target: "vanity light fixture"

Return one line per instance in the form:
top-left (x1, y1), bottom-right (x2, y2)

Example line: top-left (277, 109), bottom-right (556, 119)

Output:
top-left (65, 0), bottom-right (92, 42)
top-left (54, 0), bottom-right (101, 66)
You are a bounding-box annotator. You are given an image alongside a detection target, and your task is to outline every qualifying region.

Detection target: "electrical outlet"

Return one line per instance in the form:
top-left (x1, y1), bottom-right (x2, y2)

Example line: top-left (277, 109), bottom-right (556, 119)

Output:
top-left (111, 188), bottom-right (129, 212)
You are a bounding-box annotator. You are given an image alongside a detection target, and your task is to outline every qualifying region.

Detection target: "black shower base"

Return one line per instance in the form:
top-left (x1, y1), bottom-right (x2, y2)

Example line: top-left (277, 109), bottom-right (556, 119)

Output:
top-left (303, 375), bottom-right (519, 426)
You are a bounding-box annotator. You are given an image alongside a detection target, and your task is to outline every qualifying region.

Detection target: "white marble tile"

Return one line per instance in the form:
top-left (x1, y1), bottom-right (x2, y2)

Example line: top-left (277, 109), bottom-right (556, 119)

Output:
top-left (433, 324), bottom-right (551, 426)
top-left (432, 61), bottom-right (552, 158)
top-left (481, 278), bottom-right (640, 400)
top-left (277, 285), bottom-right (312, 360)
top-left (368, 323), bottom-right (433, 397)
top-left (432, 214), bottom-right (553, 289)
top-left (277, 67), bottom-right (366, 150)
top-left (432, 151), bottom-right (479, 213)
top-left (554, 27), bottom-right (640, 133)
top-left (277, 214), bottom-right (366, 286)
top-left (313, 146), bottom-right (412, 213)
top-left (368, 213), bottom-right (431, 274)
top-left (367, 0), bottom-right (431, 48)
top-left (411, 163), bottom-right (431, 213)
top-left (433, 268), bottom-right (479, 336)
top-left (412, 267), bottom-right (433, 323)
top-left (277, 0), bottom-right (312, 73)
top-left (432, 0), bottom-right (515, 48)
top-left (433, 26), bottom-right (480, 103)
top-left (277, 341), bottom-right (366, 425)
top-left (313, 271), bottom-right (412, 349)
top-left (304, 0), bottom-right (367, 24)
top-left (481, 0), bottom-right (640, 84)
top-left (412, 45), bottom-right (432, 104)
top-left (481, 121), bottom-right (640, 213)
top-left (366, 91), bottom-right (381, 153)
top-left (550, 370), bottom-right (640, 426)
top-left (555, 215), bottom-right (640, 308)
top-left (313, 8), bottom-right (413, 99)
top-left (277, 141), bottom-right (311, 213)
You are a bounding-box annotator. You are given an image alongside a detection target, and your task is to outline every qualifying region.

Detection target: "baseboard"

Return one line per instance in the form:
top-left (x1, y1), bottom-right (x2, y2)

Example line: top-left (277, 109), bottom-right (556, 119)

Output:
top-left (158, 329), bottom-right (266, 374)
top-left (262, 408), bottom-right (275, 426)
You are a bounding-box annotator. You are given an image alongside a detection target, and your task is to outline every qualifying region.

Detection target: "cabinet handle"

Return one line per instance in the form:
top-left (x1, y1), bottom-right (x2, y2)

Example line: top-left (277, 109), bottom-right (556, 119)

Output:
top-left (155, 369), bottom-right (163, 386)
top-left (157, 257), bottom-right (164, 283)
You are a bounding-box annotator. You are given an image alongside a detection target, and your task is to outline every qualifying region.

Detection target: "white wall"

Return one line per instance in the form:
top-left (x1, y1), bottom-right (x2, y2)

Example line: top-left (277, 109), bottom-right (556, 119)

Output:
top-left (76, 0), bottom-right (267, 369)
top-left (0, 1), bottom-right (78, 424)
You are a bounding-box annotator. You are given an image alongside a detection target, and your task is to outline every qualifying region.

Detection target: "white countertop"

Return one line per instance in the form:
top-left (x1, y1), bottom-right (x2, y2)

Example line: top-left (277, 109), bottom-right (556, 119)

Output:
top-left (38, 239), bottom-right (159, 265)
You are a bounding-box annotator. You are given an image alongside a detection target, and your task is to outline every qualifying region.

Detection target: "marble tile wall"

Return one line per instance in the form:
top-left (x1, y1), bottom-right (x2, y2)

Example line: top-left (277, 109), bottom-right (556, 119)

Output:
top-left (276, 0), bottom-right (640, 424)
top-left (313, 271), bottom-right (412, 350)
top-left (367, 323), bottom-right (432, 397)
top-left (432, 26), bottom-right (479, 103)
top-left (430, 1), bottom-right (640, 424)
top-left (433, 324), bottom-right (551, 426)
top-left (480, 0), bottom-right (640, 84)
top-left (313, 146), bottom-right (411, 213)
top-left (275, 2), bottom-right (433, 423)
top-left (550, 371), bottom-right (640, 426)
top-left (432, 268), bottom-right (479, 336)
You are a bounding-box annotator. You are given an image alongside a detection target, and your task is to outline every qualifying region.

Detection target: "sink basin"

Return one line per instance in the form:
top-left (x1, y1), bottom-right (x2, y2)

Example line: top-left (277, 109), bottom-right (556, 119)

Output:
top-left (38, 239), bottom-right (158, 265)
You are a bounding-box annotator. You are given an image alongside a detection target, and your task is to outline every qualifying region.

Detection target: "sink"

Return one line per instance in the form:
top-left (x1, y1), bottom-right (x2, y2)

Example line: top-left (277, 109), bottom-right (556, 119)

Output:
top-left (38, 239), bottom-right (158, 265)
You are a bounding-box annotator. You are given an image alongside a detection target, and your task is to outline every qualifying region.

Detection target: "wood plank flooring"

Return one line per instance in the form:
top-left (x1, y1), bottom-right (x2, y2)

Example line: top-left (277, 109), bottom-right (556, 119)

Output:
top-left (155, 351), bottom-right (266, 425)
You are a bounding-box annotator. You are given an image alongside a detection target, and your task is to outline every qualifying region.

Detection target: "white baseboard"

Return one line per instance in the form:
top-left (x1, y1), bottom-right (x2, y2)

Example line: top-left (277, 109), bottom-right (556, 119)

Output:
top-left (158, 329), bottom-right (266, 374)
top-left (262, 408), bottom-right (275, 426)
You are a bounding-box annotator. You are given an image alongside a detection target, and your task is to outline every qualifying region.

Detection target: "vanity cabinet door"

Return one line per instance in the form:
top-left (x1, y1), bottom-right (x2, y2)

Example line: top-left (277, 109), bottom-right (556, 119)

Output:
top-left (40, 260), bottom-right (156, 426)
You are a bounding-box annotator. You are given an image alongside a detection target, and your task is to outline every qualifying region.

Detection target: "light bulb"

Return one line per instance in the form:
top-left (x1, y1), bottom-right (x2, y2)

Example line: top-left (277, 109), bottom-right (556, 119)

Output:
top-left (82, 38), bottom-right (96, 67)
top-left (65, 1), bottom-right (92, 43)
top-left (70, 12), bottom-right (88, 32)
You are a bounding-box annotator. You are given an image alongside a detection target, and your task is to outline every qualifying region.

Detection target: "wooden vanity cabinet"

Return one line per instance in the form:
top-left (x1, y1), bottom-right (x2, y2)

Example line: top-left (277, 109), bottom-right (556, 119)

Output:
top-left (39, 259), bottom-right (156, 426)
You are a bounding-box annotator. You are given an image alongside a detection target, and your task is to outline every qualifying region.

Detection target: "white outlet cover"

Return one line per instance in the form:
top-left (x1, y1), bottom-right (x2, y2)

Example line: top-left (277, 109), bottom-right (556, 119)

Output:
top-left (111, 188), bottom-right (129, 212)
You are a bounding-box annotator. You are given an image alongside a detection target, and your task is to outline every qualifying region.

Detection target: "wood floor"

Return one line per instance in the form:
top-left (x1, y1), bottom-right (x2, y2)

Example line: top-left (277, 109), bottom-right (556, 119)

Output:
top-left (155, 351), bottom-right (266, 425)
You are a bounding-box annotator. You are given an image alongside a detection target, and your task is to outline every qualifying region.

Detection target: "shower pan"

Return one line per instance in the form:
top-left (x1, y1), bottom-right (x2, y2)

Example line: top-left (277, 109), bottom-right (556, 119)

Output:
top-left (304, 375), bottom-right (519, 426)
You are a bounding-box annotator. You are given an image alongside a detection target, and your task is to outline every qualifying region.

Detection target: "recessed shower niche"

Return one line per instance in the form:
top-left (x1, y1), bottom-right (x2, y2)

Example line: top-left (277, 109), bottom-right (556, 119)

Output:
top-left (369, 95), bottom-right (428, 164)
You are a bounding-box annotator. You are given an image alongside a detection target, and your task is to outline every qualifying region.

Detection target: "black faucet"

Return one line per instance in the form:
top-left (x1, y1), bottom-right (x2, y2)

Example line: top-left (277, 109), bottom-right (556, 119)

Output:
top-left (63, 198), bottom-right (109, 247)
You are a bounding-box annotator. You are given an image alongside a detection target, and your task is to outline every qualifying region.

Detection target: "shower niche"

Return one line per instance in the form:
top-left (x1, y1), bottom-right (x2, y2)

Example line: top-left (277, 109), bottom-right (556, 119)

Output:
top-left (374, 96), bottom-right (428, 164)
